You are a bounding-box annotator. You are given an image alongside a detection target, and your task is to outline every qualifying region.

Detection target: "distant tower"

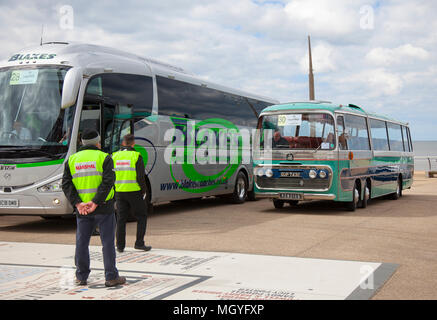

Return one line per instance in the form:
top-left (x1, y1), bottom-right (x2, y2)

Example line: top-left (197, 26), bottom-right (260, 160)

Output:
top-left (308, 35), bottom-right (315, 101)
top-left (40, 24), bottom-right (44, 46)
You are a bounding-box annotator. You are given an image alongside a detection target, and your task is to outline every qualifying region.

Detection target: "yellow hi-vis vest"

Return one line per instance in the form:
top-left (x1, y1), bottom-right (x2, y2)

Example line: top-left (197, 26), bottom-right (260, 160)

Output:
top-left (68, 149), bottom-right (114, 202)
top-left (112, 150), bottom-right (141, 192)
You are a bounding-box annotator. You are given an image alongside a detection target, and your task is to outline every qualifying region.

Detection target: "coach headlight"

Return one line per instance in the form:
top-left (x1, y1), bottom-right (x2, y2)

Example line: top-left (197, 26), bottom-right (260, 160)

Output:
top-left (309, 170), bottom-right (317, 179)
top-left (319, 170), bottom-right (327, 179)
top-left (38, 178), bottom-right (63, 193)
top-left (265, 169), bottom-right (274, 178)
top-left (256, 168), bottom-right (265, 177)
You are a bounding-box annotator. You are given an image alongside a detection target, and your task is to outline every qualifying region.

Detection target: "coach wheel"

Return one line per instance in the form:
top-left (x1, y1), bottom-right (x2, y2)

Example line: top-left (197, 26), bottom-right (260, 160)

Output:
top-left (230, 171), bottom-right (248, 204)
top-left (346, 182), bottom-right (359, 212)
top-left (273, 199), bottom-right (285, 209)
top-left (359, 181), bottom-right (370, 209)
top-left (390, 178), bottom-right (402, 200)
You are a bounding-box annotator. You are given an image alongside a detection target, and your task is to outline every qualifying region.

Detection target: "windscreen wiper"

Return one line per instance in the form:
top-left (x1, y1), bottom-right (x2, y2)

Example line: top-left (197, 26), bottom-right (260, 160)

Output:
top-left (20, 148), bottom-right (63, 159)
top-left (274, 145), bottom-right (291, 149)
top-left (0, 147), bottom-right (62, 159)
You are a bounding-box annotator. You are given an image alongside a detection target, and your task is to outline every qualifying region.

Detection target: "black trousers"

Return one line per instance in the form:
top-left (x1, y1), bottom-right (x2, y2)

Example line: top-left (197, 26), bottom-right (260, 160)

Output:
top-left (115, 191), bottom-right (148, 249)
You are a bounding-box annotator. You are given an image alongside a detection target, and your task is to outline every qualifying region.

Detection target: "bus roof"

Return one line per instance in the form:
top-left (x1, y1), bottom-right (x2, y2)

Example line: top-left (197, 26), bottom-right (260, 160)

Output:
top-left (0, 41), bottom-right (278, 104)
top-left (260, 101), bottom-right (408, 126)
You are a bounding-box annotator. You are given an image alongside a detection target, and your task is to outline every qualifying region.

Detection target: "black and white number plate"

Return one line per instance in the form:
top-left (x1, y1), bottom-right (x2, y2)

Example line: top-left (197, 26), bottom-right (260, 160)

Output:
top-left (279, 193), bottom-right (302, 200)
top-left (0, 199), bottom-right (19, 207)
top-left (280, 171), bottom-right (301, 178)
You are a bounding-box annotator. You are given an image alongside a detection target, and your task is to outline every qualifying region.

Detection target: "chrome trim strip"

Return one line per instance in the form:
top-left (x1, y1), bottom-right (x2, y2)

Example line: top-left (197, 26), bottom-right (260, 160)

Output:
top-left (256, 192), bottom-right (336, 201)
top-left (254, 164), bottom-right (333, 191)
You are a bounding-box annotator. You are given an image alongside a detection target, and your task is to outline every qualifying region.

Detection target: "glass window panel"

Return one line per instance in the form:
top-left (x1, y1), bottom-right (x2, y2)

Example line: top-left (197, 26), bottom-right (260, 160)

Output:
top-left (344, 115), bottom-right (370, 150)
top-left (401, 126), bottom-right (410, 152)
top-left (156, 76), bottom-right (272, 127)
top-left (370, 119), bottom-right (389, 151)
top-left (261, 113), bottom-right (335, 150)
top-left (387, 122), bottom-right (404, 151)
top-left (0, 66), bottom-right (75, 158)
top-left (337, 115), bottom-right (348, 150)
top-left (407, 127), bottom-right (413, 152)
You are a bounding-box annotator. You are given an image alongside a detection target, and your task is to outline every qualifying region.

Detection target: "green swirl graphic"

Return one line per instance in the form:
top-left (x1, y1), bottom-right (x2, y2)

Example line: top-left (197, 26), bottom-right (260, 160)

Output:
top-left (169, 118), bottom-right (242, 193)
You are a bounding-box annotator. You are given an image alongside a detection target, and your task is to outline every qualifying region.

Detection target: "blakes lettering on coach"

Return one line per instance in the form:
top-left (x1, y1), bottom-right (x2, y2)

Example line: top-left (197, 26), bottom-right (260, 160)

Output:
top-left (8, 53), bottom-right (57, 62)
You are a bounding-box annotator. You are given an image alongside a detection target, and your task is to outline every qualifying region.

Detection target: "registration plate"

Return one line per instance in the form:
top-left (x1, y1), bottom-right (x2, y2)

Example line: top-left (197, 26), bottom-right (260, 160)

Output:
top-left (280, 171), bottom-right (301, 178)
top-left (0, 199), bottom-right (19, 207)
top-left (279, 193), bottom-right (302, 200)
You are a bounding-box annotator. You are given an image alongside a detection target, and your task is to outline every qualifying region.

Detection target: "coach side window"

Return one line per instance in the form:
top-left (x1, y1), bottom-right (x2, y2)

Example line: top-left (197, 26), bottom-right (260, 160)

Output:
top-left (387, 122), bottom-right (404, 151)
top-left (344, 114), bottom-right (370, 150)
top-left (401, 126), bottom-right (409, 152)
top-left (336, 115), bottom-right (348, 150)
top-left (101, 73), bottom-right (153, 114)
top-left (157, 76), bottom-right (265, 127)
top-left (407, 127), bottom-right (413, 152)
top-left (157, 76), bottom-right (195, 119)
top-left (370, 119), bottom-right (389, 151)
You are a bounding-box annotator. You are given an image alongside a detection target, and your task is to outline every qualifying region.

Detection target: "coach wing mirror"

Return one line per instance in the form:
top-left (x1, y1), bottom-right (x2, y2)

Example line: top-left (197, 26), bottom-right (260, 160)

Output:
top-left (61, 67), bottom-right (83, 109)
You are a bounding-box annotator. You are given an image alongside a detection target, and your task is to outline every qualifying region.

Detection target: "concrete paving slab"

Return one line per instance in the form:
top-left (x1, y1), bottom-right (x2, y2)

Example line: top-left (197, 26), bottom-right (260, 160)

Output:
top-left (0, 241), bottom-right (396, 300)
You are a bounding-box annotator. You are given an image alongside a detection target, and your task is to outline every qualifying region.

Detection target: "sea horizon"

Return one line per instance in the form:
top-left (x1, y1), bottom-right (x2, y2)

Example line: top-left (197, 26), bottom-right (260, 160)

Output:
top-left (413, 141), bottom-right (437, 171)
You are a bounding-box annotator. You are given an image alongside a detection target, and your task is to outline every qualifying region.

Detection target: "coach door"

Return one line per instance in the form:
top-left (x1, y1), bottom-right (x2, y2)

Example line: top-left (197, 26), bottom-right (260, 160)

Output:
top-left (336, 115), bottom-right (350, 200)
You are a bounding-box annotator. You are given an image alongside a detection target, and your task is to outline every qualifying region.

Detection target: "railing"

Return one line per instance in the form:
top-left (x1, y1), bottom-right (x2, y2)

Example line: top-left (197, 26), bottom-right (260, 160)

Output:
top-left (415, 156), bottom-right (437, 177)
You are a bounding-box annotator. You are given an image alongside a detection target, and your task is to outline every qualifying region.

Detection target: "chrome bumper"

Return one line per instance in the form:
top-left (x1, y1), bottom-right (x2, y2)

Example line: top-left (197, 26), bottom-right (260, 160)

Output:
top-left (256, 192), bottom-right (336, 201)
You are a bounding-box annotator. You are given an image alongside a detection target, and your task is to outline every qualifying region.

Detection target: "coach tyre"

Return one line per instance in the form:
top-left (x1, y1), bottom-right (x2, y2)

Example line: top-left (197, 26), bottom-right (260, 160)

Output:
top-left (231, 171), bottom-right (248, 204)
top-left (390, 176), bottom-right (402, 200)
top-left (273, 199), bottom-right (285, 209)
top-left (346, 181), bottom-right (359, 212)
top-left (359, 180), bottom-right (370, 208)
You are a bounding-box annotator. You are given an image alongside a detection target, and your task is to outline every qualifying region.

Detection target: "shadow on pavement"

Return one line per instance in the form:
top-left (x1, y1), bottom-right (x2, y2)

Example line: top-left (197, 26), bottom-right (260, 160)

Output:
top-left (260, 194), bottom-right (437, 218)
top-left (0, 215), bottom-right (76, 234)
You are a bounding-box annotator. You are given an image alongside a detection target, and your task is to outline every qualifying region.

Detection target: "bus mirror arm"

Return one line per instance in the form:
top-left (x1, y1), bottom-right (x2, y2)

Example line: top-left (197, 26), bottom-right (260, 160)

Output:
top-left (61, 67), bottom-right (83, 109)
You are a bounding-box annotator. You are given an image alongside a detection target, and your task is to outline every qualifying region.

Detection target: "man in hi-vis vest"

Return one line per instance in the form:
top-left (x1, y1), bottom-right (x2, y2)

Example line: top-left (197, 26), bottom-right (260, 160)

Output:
top-left (113, 134), bottom-right (151, 253)
top-left (62, 129), bottom-right (126, 287)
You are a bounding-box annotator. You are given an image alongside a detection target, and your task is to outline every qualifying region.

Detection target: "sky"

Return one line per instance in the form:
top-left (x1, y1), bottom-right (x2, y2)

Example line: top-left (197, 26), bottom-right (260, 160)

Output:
top-left (0, 0), bottom-right (436, 140)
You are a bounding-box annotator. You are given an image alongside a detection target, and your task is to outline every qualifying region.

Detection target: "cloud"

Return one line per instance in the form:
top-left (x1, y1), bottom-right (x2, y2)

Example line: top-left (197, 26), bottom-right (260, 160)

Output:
top-left (299, 42), bottom-right (338, 74)
top-left (283, 0), bottom-right (359, 36)
top-left (365, 68), bottom-right (403, 96)
top-left (366, 44), bottom-right (430, 66)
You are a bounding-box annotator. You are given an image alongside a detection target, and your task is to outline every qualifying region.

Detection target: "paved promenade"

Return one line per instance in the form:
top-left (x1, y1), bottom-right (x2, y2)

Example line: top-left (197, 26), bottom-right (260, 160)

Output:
top-left (0, 172), bottom-right (436, 299)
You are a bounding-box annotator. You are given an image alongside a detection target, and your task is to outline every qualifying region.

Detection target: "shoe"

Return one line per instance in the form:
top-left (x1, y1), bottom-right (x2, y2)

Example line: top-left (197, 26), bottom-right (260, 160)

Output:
top-left (105, 276), bottom-right (126, 287)
top-left (75, 278), bottom-right (87, 286)
top-left (117, 247), bottom-right (124, 253)
top-left (134, 245), bottom-right (152, 251)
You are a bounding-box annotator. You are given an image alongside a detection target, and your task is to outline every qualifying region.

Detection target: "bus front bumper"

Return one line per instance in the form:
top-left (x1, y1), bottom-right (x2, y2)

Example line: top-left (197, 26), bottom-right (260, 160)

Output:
top-left (255, 192), bottom-right (336, 201)
top-left (0, 193), bottom-right (74, 216)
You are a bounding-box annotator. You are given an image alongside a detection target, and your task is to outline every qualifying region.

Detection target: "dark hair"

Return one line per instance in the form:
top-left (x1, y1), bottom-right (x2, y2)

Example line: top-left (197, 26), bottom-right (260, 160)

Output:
top-left (123, 134), bottom-right (135, 145)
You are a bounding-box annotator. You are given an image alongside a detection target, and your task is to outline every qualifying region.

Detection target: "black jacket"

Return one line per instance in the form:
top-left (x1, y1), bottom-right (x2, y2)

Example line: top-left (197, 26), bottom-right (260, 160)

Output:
top-left (115, 146), bottom-right (148, 196)
top-left (62, 145), bottom-right (115, 214)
